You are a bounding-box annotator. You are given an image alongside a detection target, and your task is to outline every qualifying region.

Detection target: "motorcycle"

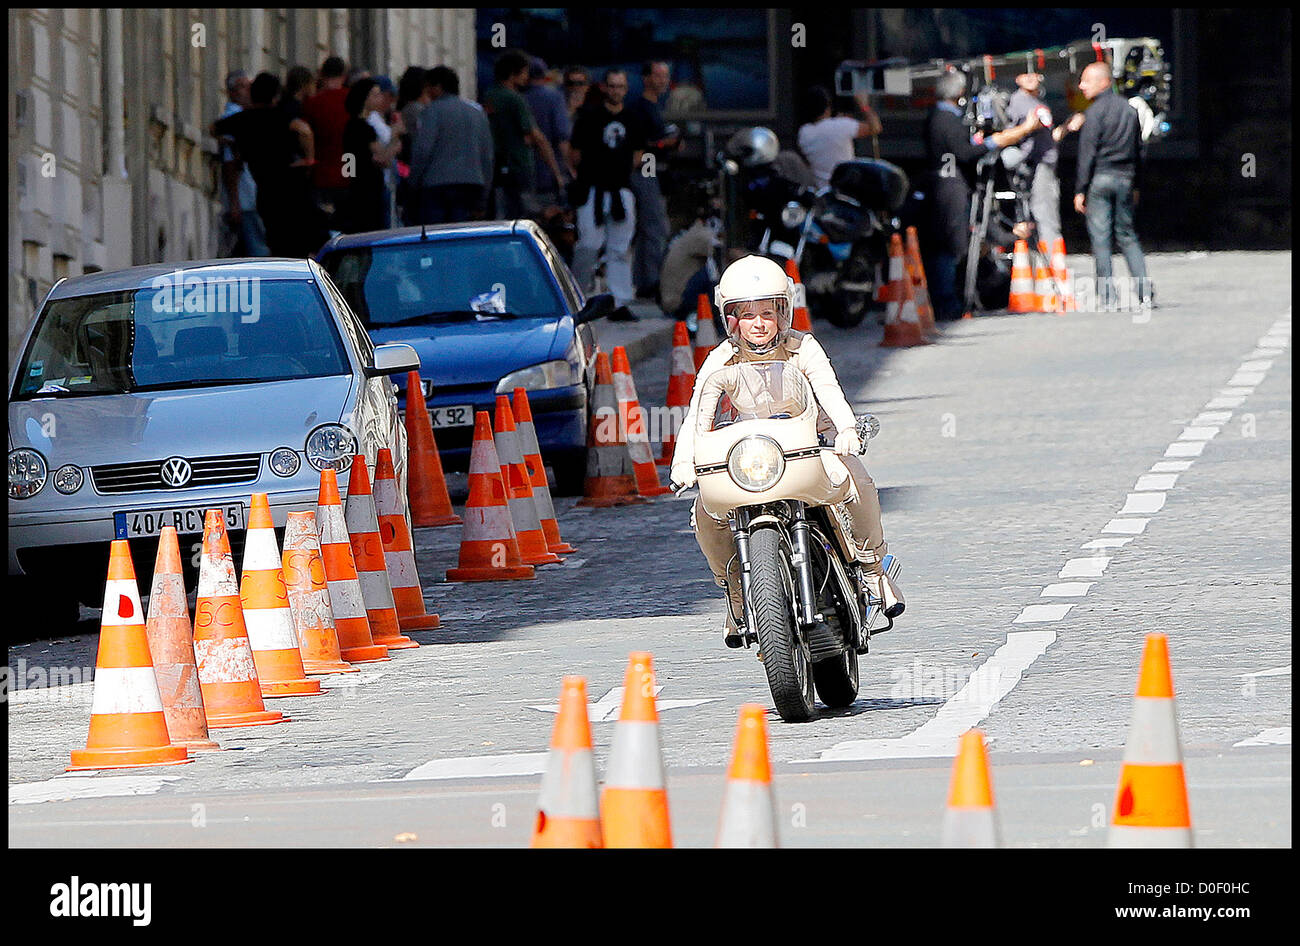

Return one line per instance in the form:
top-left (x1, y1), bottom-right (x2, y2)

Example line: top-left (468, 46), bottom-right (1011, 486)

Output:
top-left (687, 360), bottom-right (901, 722)
top-left (721, 128), bottom-right (910, 329)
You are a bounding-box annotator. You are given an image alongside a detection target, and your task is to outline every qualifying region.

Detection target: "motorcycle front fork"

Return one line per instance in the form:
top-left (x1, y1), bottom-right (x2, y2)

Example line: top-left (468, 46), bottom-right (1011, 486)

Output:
top-left (727, 506), bottom-right (821, 648)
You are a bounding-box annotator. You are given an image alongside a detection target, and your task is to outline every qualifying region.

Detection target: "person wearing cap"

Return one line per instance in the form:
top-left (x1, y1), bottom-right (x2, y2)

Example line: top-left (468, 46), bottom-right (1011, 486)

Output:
top-left (670, 255), bottom-right (904, 646)
top-left (1006, 71), bottom-right (1084, 254)
top-left (523, 56), bottom-right (572, 211)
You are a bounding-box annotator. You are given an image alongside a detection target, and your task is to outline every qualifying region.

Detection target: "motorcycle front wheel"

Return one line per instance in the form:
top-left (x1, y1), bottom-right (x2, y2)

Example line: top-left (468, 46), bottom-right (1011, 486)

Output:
top-left (748, 527), bottom-right (817, 722)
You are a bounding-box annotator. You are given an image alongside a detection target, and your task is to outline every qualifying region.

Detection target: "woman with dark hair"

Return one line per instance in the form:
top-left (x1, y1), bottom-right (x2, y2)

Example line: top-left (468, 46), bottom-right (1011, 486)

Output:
top-left (337, 77), bottom-right (401, 233)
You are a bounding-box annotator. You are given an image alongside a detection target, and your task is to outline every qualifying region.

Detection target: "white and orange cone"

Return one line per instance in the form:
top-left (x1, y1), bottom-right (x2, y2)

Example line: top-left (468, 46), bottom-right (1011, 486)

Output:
top-left (715, 704), bottom-right (778, 847)
top-left (601, 652), bottom-right (673, 847)
top-left (1051, 237), bottom-right (1076, 312)
top-left (694, 294), bottom-right (719, 373)
top-left (941, 729), bottom-right (1000, 847)
top-left (281, 511), bottom-right (358, 675)
top-left (446, 412), bottom-right (536, 581)
top-left (240, 493), bottom-right (324, 697)
top-left (68, 540), bottom-right (192, 770)
top-left (1108, 634), bottom-right (1193, 848)
top-left (193, 510), bottom-right (286, 728)
top-left (346, 458), bottom-right (419, 650)
top-left (513, 387), bottom-right (576, 554)
top-left (658, 322), bottom-right (696, 467)
top-left (1034, 240), bottom-right (1059, 313)
top-left (611, 346), bottom-right (670, 498)
top-left (785, 257), bottom-right (813, 332)
top-left (317, 468), bottom-right (391, 663)
top-left (905, 226), bottom-right (939, 337)
top-left (576, 351), bottom-right (648, 508)
top-left (532, 676), bottom-right (604, 848)
top-left (880, 234), bottom-right (929, 348)
top-left (144, 527), bottom-right (220, 751)
top-left (1007, 239), bottom-right (1037, 313)
top-left (495, 396), bottom-right (562, 565)
top-left (374, 448), bottom-right (440, 631)
top-left (405, 371), bottom-right (462, 528)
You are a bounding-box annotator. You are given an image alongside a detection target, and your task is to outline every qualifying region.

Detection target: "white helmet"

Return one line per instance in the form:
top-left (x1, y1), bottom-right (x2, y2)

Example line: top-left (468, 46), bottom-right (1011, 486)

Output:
top-left (714, 255), bottom-right (795, 354)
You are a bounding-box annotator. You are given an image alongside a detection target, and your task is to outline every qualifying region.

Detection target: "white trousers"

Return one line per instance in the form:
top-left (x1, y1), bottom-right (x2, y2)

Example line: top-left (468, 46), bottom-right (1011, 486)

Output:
top-left (573, 187), bottom-right (637, 307)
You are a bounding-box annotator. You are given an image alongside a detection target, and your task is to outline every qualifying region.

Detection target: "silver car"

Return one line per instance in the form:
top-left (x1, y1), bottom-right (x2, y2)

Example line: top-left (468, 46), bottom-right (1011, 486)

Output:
top-left (8, 258), bottom-right (419, 625)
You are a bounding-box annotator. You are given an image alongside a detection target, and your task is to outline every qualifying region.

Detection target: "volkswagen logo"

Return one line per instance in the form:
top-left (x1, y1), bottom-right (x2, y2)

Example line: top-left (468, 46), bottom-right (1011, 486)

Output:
top-left (160, 456), bottom-right (193, 488)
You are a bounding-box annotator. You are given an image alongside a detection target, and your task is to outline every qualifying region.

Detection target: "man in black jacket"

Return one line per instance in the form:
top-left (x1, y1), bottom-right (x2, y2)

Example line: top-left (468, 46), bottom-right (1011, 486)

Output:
top-left (1073, 61), bottom-right (1151, 310)
top-left (922, 70), bottom-right (1039, 320)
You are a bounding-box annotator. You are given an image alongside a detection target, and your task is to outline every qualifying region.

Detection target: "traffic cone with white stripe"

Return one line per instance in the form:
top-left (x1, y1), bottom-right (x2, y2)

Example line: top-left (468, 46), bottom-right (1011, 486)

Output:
top-left (905, 226), bottom-right (939, 337)
top-left (281, 511), bottom-right (357, 674)
top-left (576, 351), bottom-right (648, 508)
top-left (716, 704), bottom-right (778, 847)
top-left (658, 322), bottom-right (695, 467)
top-left (513, 387), bottom-right (576, 554)
top-left (880, 234), bottom-right (929, 348)
top-left (405, 371), bottom-right (462, 528)
top-left (374, 448), bottom-right (439, 631)
top-left (495, 397), bottom-right (562, 565)
top-left (1007, 239), bottom-right (1037, 313)
top-left (876, 235), bottom-right (903, 304)
top-left (144, 527), bottom-right (220, 751)
top-left (611, 346), bottom-right (671, 497)
top-left (68, 540), bottom-right (193, 769)
top-left (1051, 237), bottom-right (1076, 312)
top-left (784, 257), bottom-right (813, 332)
top-left (316, 468), bottom-right (391, 663)
top-left (601, 652), bottom-right (673, 847)
top-left (532, 676), bottom-right (604, 848)
top-left (446, 412), bottom-right (536, 581)
top-left (1034, 241), bottom-right (1059, 313)
top-left (240, 493), bottom-right (323, 696)
top-left (1108, 633), bottom-right (1193, 848)
top-left (193, 510), bottom-right (286, 728)
top-left (346, 458), bottom-right (419, 649)
top-left (941, 729), bottom-right (999, 847)
top-left (694, 294), bottom-right (719, 372)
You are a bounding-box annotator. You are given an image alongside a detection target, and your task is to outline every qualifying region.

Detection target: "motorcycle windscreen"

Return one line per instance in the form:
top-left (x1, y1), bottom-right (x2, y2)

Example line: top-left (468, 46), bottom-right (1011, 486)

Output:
top-left (697, 362), bottom-right (813, 433)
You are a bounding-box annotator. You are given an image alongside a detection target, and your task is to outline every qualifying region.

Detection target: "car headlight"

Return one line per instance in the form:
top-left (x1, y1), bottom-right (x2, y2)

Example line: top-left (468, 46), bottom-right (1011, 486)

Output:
top-left (8, 449), bottom-right (49, 499)
top-left (305, 424), bottom-right (357, 472)
top-left (496, 358), bottom-right (581, 394)
top-left (269, 447), bottom-right (301, 477)
top-left (53, 464), bottom-right (84, 494)
top-left (727, 436), bottom-right (785, 492)
top-left (780, 201), bottom-right (807, 229)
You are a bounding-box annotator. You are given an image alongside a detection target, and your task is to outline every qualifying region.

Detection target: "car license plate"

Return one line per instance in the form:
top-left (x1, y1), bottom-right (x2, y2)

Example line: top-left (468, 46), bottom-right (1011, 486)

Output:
top-left (427, 404), bottom-right (474, 429)
top-left (114, 504), bottom-right (245, 539)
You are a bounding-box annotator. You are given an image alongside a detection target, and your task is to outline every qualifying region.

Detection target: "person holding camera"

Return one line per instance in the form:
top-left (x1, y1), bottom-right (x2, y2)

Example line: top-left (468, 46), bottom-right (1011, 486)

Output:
top-left (1006, 71), bottom-right (1084, 253)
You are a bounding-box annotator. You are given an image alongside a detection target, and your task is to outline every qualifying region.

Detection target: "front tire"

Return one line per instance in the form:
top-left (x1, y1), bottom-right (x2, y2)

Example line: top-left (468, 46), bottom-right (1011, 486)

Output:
top-left (748, 527), bottom-right (816, 722)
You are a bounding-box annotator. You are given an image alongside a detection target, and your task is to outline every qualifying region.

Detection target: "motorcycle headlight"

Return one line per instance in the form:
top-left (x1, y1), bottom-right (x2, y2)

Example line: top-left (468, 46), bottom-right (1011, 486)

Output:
top-left (269, 447), bottom-right (301, 477)
top-left (496, 358), bottom-right (580, 394)
top-left (780, 201), bottom-right (807, 229)
top-left (305, 424), bottom-right (357, 472)
top-left (727, 436), bottom-right (785, 492)
top-left (53, 464), bottom-right (84, 494)
top-left (9, 449), bottom-right (49, 499)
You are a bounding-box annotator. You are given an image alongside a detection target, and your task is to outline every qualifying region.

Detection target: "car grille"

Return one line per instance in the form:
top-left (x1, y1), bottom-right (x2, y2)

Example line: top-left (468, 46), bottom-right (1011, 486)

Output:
top-left (90, 454), bottom-right (263, 494)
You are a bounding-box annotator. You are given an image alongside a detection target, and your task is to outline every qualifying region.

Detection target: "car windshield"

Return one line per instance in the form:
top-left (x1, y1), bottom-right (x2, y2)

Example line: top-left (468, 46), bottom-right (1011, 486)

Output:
top-left (12, 277), bottom-right (351, 399)
top-left (698, 362), bottom-right (812, 433)
top-left (321, 236), bottom-right (564, 327)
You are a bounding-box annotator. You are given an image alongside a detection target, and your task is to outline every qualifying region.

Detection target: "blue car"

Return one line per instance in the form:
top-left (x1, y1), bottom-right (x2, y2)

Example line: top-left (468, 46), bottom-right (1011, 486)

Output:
top-left (317, 221), bottom-right (613, 494)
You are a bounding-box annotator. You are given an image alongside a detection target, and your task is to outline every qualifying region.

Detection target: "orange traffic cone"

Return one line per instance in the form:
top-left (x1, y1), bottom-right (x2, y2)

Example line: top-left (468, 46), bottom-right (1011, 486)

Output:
top-left (316, 468), bottom-right (391, 663)
top-left (694, 294), bottom-right (719, 373)
top-left (601, 652), bottom-right (673, 847)
top-left (880, 234), bottom-right (929, 348)
top-left (68, 540), bottom-right (192, 770)
top-left (346, 458), bottom-right (419, 650)
top-left (532, 676), bottom-right (604, 848)
top-left (1052, 237), bottom-right (1076, 312)
top-left (1033, 240), bottom-right (1059, 313)
top-left (374, 448), bottom-right (439, 631)
top-left (193, 510), bottom-right (286, 728)
top-left (1007, 239), bottom-right (1037, 313)
top-left (446, 411), bottom-right (536, 581)
top-left (876, 231), bottom-right (905, 304)
top-left (240, 494), bottom-right (323, 697)
top-left (513, 387), bottom-right (576, 554)
top-left (144, 527), bottom-right (220, 751)
top-left (1108, 634), bottom-right (1193, 848)
top-left (942, 730), bottom-right (999, 847)
top-left (658, 321), bottom-right (696, 467)
top-left (784, 257), bottom-right (813, 332)
top-left (611, 346), bottom-right (671, 497)
top-left (905, 226), bottom-right (939, 337)
top-left (716, 704), bottom-right (778, 847)
top-left (576, 351), bottom-right (649, 508)
top-left (282, 511), bottom-right (358, 674)
top-left (494, 396), bottom-right (562, 565)
top-left (405, 371), bottom-right (462, 528)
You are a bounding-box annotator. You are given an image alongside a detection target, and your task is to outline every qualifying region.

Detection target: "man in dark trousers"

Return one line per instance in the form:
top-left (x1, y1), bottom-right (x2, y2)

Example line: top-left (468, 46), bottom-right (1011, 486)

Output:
top-left (921, 69), bottom-right (1040, 320)
top-left (1073, 61), bottom-right (1151, 310)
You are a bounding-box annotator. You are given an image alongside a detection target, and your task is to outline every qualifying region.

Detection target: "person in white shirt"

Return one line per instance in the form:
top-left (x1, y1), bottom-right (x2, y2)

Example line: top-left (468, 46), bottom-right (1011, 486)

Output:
top-left (796, 86), bottom-right (882, 190)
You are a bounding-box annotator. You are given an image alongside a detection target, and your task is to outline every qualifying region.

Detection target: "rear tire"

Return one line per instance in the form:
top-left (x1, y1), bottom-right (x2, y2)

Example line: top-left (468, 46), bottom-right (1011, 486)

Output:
top-left (748, 527), bottom-right (816, 722)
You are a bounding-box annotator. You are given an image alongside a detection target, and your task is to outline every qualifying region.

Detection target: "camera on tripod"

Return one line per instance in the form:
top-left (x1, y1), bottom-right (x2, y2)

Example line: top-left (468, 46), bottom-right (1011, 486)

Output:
top-left (966, 82), bottom-right (1013, 138)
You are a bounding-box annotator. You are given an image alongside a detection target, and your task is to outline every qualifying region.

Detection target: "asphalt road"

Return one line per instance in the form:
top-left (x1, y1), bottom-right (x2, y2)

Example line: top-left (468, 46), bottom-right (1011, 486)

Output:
top-left (8, 251), bottom-right (1291, 849)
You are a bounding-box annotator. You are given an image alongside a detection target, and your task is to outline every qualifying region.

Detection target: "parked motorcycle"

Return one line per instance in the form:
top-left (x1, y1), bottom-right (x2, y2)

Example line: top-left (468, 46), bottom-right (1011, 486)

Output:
top-left (688, 360), bottom-right (902, 722)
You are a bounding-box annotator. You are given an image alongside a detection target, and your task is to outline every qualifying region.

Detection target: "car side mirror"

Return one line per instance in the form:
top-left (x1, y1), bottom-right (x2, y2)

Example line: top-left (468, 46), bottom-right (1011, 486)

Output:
top-left (575, 293), bottom-right (615, 325)
top-left (367, 343), bottom-right (421, 378)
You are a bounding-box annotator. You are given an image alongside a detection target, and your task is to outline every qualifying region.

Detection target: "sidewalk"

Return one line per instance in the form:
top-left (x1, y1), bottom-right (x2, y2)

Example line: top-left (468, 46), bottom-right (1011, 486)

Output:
top-left (589, 300), bottom-right (678, 367)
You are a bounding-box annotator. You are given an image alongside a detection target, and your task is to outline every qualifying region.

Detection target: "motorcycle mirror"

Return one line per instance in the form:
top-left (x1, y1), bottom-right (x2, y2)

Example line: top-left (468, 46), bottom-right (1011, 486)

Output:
top-left (855, 413), bottom-right (881, 444)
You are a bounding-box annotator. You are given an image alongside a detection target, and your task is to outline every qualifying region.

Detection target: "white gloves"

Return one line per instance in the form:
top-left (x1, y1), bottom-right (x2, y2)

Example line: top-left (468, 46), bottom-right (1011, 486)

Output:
top-left (671, 468), bottom-right (697, 491)
top-left (834, 429), bottom-right (862, 456)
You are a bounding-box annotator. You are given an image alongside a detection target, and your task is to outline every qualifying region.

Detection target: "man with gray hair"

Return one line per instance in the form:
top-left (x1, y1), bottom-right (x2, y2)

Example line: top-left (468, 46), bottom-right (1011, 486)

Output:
top-left (216, 70), bottom-right (269, 256)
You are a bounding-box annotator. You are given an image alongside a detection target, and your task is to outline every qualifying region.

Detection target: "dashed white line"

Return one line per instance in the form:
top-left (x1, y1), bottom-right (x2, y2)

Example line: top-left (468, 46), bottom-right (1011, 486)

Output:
top-left (1233, 728), bottom-right (1291, 748)
top-left (1228, 371), bottom-right (1267, 387)
top-left (1238, 360), bottom-right (1275, 372)
top-left (10, 775), bottom-right (186, 806)
top-left (1119, 492), bottom-right (1166, 514)
top-left (1040, 582), bottom-right (1094, 597)
top-left (1081, 537), bottom-right (1134, 549)
top-left (1134, 474), bottom-right (1178, 491)
top-left (1059, 557), bottom-right (1110, 579)
top-left (402, 753), bottom-right (550, 781)
top-left (1205, 397), bottom-right (1246, 409)
top-left (1178, 426), bottom-right (1220, 441)
top-left (1150, 460), bottom-right (1194, 473)
top-left (1165, 441), bottom-right (1206, 457)
top-left (1013, 604), bottom-right (1075, 622)
top-left (1191, 412), bottom-right (1233, 426)
top-left (1102, 518), bottom-right (1150, 534)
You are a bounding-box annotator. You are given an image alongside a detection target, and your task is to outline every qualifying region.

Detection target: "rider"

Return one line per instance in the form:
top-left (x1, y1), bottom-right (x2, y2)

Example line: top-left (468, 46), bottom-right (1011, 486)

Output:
top-left (670, 254), bottom-right (904, 647)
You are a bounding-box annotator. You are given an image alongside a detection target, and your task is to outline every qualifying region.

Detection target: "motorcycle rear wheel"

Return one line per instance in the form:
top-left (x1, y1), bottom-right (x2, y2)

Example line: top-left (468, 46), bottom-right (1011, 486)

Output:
top-left (812, 648), bottom-right (859, 709)
top-left (748, 527), bottom-right (817, 722)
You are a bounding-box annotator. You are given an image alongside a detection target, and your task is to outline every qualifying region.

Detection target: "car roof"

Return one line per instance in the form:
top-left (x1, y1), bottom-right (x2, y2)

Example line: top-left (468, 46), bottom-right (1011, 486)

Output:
top-left (318, 219), bottom-right (544, 254)
top-left (46, 259), bottom-right (317, 300)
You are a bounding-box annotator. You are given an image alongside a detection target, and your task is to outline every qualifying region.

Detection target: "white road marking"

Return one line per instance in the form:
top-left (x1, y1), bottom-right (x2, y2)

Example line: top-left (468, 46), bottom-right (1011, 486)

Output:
top-left (10, 775), bottom-right (185, 806)
top-left (1204, 397), bottom-right (1246, 409)
top-left (402, 753), bottom-right (550, 780)
top-left (1040, 582), bottom-right (1094, 597)
top-left (1165, 442), bottom-right (1206, 457)
top-left (1150, 461), bottom-right (1193, 472)
top-left (1081, 537), bottom-right (1133, 549)
top-left (1233, 728), bottom-right (1291, 748)
top-left (1228, 371), bottom-right (1266, 386)
top-left (1245, 349), bottom-right (1285, 360)
top-left (1219, 387), bottom-right (1256, 396)
top-left (1119, 492), bottom-right (1166, 514)
top-left (560, 557), bottom-right (589, 568)
top-left (1178, 426), bottom-right (1220, 441)
top-left (1238, 360), bottom-right (1274, 371)
top-left (1013, 604), bottom-right (1075, 622)
top-left (433, 610), bottom-right (490, 622)
top-left (1102, 518), bottom-right (1150, 534)
top-left (1191, 412), bottom-right (1233, 426)
top-left (527, 685), bottom-right (717, 722)
top-left (1059, 557), bottom-right (1110, 579)
top-left (1240, 665), bottom-right (1291, 680)
top-left (1134, 473), bottom-right (1178, 491)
